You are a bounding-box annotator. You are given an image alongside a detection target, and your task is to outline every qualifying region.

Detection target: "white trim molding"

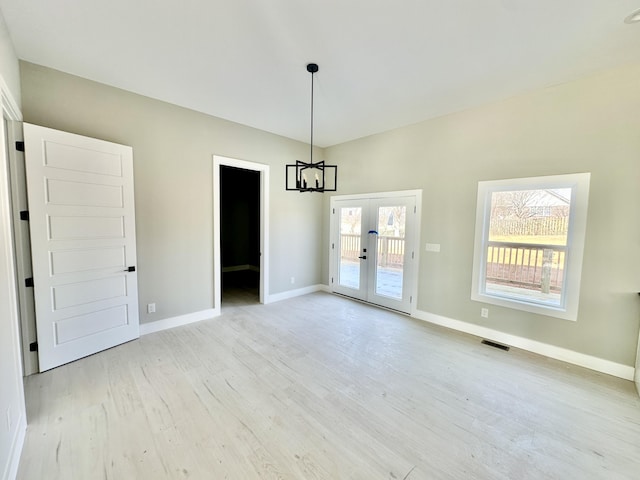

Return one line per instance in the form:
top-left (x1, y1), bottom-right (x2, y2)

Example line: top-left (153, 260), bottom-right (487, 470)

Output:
top-left (0, 75), bottom-right (22, 122)
top-left (471, 173), bottom-right (591, 321)
top-left (139, 308), bottom-right (219, 336)
top-left (413, 309), bottom-right (635, 381)
top-left (635, 336), bottom-right (640, 396)
top-left (213, 155), bottom-right (269, 309)
top-left (4, 413), bottom-right (26, 480)
top-left (140, 286), bottom-right (331, 335)
top-left (1, 73), bottom-right (26, 480)
top-left (265, 284), bottom-right (327, 304)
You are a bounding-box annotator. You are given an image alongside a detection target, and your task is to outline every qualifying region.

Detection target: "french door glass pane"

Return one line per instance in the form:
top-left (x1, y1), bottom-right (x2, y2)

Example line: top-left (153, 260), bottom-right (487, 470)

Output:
top-left (375, 206), bottom-right (406, 299)
top-left (339, 207), bottom-right (361, 289)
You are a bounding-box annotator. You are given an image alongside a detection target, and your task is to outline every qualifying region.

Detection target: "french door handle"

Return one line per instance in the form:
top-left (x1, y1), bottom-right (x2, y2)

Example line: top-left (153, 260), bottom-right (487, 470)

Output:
top-left (358, 255), bottom-right (367, 260)
top-left (124, 266), bottom-right (136, 272)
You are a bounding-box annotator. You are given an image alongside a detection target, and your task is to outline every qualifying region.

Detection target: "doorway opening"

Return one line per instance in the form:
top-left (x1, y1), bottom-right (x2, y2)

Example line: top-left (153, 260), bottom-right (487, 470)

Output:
top-left (330, 190), bottom-right (422, 314)
top-left (220, 166), bottom-right (260, 306)
top-left (213, 155), bottom-right (269, 312)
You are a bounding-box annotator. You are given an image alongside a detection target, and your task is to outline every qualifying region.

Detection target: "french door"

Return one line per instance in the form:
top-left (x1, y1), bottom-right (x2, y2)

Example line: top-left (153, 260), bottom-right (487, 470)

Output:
top-left (331, 192), bottom-right (420, 313)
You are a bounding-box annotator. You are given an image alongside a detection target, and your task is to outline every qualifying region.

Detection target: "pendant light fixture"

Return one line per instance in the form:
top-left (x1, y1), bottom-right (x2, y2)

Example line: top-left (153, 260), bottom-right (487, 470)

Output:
top-left (286, 63), bottom-right (337, 192)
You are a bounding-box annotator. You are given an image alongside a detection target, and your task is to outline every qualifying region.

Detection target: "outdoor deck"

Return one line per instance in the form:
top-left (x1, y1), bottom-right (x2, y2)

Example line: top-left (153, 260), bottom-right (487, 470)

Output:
top-left (339, 261), bottom-right (403, 299)
top-left (339, 262), bottom-right (560, 306)
top-left (338, 236), bottom-right (564, 305)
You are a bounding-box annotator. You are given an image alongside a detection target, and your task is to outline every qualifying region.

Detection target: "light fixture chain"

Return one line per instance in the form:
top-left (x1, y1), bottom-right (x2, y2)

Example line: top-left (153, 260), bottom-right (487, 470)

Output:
top-left (310, 67), bottom-right (314, 165)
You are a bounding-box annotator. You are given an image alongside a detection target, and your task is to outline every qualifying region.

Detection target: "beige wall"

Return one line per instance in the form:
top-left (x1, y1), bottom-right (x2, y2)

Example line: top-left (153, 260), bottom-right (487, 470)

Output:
top-left (0, 12), bottom-right (20, 108)
top-left (325, 63), bottom-right (640, 367)
top-left (20, 61), bottom-right (325, 324)
top-left (15, 56), bottom-right (640, 368)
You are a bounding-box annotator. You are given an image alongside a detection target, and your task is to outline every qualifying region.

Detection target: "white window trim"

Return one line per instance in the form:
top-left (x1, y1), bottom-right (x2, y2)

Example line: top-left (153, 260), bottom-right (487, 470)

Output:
top-left (471, 172), bottom-right (591, 321)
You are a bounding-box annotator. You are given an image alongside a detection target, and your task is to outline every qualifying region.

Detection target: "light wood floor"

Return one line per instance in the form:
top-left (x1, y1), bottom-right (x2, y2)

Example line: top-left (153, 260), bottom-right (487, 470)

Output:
top-left (221, 270), bottom-right (259, 308)
top-left (17, 293), bottom-right (640, 479)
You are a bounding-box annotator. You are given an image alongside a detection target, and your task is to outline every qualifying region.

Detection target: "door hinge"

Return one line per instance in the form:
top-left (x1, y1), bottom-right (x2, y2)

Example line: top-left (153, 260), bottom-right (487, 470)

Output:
top-left (29, 341), bottom-right (38, 352)
top-left (25, 277), bottom-right (34, 288)
top-left (411, 251), bottom-right (414, 259)
top-left (19, 210), bottom-right (29, 221)
top-left (414, 205), bottom-right (416, 214)
top-left (332, 208), bottom-right (335, 214)
top-left (331, 277), bottom-right (334, 284)
top-left (332, 243), bottom-right (334, 250)
top-left (410, 296), bottom-right (413, 304)
top-left (15, 141), bottom-right (24, 152)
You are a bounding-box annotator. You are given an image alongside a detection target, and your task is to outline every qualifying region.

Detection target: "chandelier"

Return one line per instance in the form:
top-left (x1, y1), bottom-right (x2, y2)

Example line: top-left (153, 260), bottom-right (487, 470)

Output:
top-left (286, 63), bottom-right (337, 192)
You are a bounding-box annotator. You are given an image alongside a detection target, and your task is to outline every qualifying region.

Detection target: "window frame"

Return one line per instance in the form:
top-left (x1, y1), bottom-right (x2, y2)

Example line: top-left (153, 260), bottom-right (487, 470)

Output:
top-left (471, 172), bottom-right (591, 321)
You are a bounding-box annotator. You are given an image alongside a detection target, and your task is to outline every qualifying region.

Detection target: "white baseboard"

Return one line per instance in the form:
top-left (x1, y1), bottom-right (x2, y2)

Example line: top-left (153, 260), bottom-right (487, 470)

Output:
top-left (139, 284), bottom-right (329, 335)
top-left (140, 308), bottom-right (220, 336)
top-left (3, 413), bottom-right (26, 480)
top-left (413, 309), bottom-right (635, 381)
top-left (265, 284), bottom-right (327, 304)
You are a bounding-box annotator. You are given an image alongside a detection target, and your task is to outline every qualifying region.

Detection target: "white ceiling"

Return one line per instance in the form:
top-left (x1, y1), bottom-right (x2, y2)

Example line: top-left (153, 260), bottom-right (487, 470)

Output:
top-left (1, 1), bottom-right (639, 147)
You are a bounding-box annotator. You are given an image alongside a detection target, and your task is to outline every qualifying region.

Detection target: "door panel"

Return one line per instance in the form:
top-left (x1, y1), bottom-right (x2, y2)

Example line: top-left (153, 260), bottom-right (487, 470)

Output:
top-left (24, 123), bottom-right (139, 371)
top-left (332, 194), bottom-right (417, 313)
top-left (367, 197), bottom-right (415, 312)
top-left (334, 200), bottom-right (368, 301)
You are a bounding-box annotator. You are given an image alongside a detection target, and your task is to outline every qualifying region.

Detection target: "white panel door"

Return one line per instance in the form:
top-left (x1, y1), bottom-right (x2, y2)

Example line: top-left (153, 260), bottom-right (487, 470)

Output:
top-left (24, 123), bottom-right (139, 371)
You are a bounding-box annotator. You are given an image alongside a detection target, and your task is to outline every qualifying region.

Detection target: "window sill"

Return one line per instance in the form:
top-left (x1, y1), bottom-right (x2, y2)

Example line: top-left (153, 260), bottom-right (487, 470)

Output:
top-left (471, 291), bottom-right (577, 321)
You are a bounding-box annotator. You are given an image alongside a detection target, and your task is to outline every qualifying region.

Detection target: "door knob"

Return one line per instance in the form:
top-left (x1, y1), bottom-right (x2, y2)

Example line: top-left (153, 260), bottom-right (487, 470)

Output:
top-left (358, 255), bottom-right (367, 260)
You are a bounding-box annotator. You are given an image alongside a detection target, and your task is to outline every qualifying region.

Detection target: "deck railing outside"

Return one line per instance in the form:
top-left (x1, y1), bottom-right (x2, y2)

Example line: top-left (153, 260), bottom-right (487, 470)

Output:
top-left (341, 235), bottom-right (566, 294)
top-left (340, 234), bottom-right (405, 268)
top-left (485, 241), bottom-right (566, 293)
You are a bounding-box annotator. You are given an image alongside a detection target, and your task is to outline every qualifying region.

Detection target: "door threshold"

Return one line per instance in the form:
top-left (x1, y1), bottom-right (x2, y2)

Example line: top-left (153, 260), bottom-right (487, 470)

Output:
top-left (330, 291), bottom-right (412, 316)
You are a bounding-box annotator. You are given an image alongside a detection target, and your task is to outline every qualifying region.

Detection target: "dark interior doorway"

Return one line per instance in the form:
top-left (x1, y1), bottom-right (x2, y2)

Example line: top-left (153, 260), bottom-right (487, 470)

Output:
top-left (220, 166), bottom-right (261, 306)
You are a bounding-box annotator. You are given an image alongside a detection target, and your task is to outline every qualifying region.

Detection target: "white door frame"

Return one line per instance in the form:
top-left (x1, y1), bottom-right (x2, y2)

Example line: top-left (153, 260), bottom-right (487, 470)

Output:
top-left (1, 82), bottom-right (35, 377)
top-left (213, 155), bottom-right (269, 309)
top-left (330, 189), bottom-right (422, 315)
top-left (1, 75), bottom-right (27, 479)
top-left (5, 116), bottom-right (37, 375)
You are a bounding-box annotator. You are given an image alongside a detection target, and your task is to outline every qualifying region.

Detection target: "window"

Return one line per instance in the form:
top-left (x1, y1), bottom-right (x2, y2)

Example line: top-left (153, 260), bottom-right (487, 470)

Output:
top-left (471, 173), bottom-right (590, 321)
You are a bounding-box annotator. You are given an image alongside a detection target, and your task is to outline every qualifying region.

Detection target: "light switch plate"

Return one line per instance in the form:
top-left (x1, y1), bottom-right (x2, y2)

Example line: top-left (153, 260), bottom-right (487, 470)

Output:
top-left (425, 243), bottom-right (441, 252)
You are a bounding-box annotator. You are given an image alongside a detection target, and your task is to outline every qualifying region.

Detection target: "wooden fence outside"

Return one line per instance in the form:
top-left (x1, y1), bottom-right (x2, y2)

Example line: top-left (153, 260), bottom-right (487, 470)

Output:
top-left (490, 216), bottom-right (568, 237)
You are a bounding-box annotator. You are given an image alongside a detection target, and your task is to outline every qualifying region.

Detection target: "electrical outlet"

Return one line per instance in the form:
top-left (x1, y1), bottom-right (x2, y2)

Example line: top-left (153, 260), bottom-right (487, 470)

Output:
top-left (481, 308), bottom-right (489, 318)
top-left (147, 303), bottom-right (156, 314)
top-left (290, 277), bottom-right (295, 284)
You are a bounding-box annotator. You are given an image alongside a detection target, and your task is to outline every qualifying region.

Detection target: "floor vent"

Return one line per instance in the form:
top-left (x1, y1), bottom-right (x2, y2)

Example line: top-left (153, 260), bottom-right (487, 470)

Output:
top-left (481, 339), bottom-right (510, 351)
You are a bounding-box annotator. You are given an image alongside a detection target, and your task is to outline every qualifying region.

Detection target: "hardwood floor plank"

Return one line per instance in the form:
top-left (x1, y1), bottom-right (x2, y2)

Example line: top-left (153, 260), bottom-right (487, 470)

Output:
top-left (17, 292), bottom-right (640, 479)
